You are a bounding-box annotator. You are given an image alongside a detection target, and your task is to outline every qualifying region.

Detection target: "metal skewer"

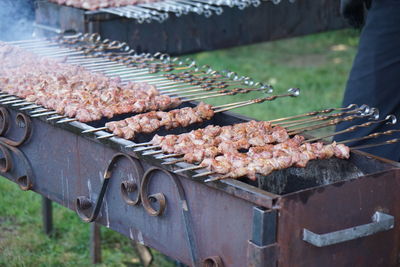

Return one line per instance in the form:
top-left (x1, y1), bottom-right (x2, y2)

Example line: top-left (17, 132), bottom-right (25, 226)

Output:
top-left (351, 138), bottom-right (400, 150)
top-left (126, 142), bottom-right (153, 148)
top-left (157, 153), bottom-right (184, 159)
top-left (82, 127), bottom-right (108, 134)
top-left (338, 129), bottom-right (400, 144)
top-left (142, 150), bottom-right (165, 156)
top-left (173, 165), bottom-right (204, 173)
top-left (278, 105), bottom-right (366, 128)
top-left (268, 104), bottom-right (359, 123)
top-left (303, 115), bottom-right (397, 143)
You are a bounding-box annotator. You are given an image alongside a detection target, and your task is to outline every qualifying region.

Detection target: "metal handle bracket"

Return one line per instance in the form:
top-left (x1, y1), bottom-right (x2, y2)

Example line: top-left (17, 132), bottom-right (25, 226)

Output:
top-left (303, 211), bottom-right (394, 247)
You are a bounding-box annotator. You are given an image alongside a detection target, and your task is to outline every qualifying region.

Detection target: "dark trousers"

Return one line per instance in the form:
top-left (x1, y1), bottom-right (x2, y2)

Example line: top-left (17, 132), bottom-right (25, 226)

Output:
top-left (335, 0), bottom-right (400, 161)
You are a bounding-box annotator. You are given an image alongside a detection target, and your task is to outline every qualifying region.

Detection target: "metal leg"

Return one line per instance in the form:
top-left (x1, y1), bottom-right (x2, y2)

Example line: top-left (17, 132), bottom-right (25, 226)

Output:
top-left (132, 241), bottom-right (154, 267)
top-left (90, 223), bottom-right (102, 264)
top-left (41, 196), bottom-right (53, 235)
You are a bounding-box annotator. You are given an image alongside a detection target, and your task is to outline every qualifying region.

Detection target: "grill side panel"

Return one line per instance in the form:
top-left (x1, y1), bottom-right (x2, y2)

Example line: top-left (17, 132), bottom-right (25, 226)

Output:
top-left (277, 169), bottom-right (400, 266)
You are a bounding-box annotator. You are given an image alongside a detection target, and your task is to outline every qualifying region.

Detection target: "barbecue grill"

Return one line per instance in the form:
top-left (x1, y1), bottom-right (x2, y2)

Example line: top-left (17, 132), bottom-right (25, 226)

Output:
top-left (1, 34), bottom-right (400, 267)
top-left (34, 0), bottom-right (346, 55)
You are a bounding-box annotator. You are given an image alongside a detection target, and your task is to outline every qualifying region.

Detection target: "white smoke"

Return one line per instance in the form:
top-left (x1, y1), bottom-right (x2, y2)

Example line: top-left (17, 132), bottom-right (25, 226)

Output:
top-left (0, 0), bottom-right (35, 41)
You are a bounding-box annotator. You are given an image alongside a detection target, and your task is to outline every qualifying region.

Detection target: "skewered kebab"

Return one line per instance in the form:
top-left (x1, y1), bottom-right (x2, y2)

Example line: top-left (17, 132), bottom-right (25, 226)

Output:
top-left (139, 121), bottom-right (290, 160)
top-left (199, 141), bottom-right (350, 181)
top-left (104, 102), bottom-right (214, 139)
top-left (49, 0), bottom-right (159, 11)
top-left (0, 43), bottom-right (181, 122)
top-left (83, 88), bottom-right (299, 139)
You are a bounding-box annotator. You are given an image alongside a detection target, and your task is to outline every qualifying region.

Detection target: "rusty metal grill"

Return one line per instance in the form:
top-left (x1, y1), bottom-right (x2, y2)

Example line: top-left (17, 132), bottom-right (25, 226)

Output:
top-left (3, 33), bottom-right (400, 183)
top-left (52, 0), bottom-right (284, 23)
top-left (2, 33), bottom-right (400, 267)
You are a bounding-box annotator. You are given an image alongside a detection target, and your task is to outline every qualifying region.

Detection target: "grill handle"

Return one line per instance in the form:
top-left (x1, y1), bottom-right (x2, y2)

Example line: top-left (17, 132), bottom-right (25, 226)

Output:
top-left (302, 211), bottom-right (394, 247)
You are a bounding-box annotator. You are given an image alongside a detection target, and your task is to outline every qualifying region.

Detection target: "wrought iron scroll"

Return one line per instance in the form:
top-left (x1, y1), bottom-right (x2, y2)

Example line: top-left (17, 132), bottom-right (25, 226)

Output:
top-left (140, 167), bottom-right (200, 266)
top-left (75, 157), bottom-right (201, 266)
top-left (0, 107), bottom-right (34, 190)
top-left (202, 256), bottom-right (224, 267)
top-left (75, 153), bottom-right (144, 222)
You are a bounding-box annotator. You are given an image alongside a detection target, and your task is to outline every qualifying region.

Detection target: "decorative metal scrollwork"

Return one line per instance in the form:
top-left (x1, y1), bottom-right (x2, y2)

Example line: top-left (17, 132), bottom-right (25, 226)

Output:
top-left (75, 153), bottom-right (144, 222)
top-left (139, 167), bottom-right (200, 266)
top-left (203, 256), bottom-right (224, 267)
top-left (0, 107), bottom-right (10, 136)
top-left (0, 107), bottom-right (34, 190)
top-left (0, 109), bottom-right (32, 147)
top-left (75, 157), bottom-right (201, 265)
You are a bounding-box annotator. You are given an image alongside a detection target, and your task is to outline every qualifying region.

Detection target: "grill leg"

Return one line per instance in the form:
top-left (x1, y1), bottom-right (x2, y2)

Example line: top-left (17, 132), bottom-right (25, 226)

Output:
top-left (41, 196), bottom-right (53, 235)
top-left (90, 223), bottom-right (102, 264)
top-left (132, 241), bottom-right (153, 267)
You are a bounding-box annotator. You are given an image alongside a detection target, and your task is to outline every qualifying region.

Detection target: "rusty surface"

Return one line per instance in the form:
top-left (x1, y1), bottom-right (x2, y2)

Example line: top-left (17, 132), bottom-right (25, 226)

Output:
top-left (0, 106), bottom-right (260, 266)
top-left (247, 241), bottom-right (278, 267)
top-left (0, 102), bottom-right (400, 266)
top-left (277, 169), bottom-right (400, 267)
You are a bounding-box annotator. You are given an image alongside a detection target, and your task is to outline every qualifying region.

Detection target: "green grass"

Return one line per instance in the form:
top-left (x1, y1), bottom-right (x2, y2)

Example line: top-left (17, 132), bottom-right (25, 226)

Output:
top-left (0, 29), bottom-right (359, 266)
top-left (185, 28), bottom-right (359, 121)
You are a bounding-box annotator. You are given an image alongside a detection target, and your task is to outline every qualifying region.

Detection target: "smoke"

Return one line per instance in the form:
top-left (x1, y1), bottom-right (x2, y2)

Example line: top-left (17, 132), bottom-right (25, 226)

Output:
top-left (0, 0), bottom-right (35, 41)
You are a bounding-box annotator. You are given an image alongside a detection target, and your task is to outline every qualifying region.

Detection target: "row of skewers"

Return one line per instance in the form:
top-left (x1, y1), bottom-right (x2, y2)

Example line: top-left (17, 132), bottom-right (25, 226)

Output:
top-left (2, 35), bottom-right (290, 127)
top-left (49, 0), bottom-right (272, 23)
top-left (126, 107), bottom-right (399, 182)
top-left (4, 34), bottom-right (400, 182)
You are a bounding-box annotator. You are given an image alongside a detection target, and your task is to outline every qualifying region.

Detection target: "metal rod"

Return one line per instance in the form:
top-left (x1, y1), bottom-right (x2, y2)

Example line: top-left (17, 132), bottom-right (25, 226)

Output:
top-left (41, 197), bottom-right (53, 236)
top-left (82, 127), bottom-right (108, 134)
top-left (288, 111), bottom-right (375, 135)
top-left (351, 138), bottom-right (400, 150)
top-left (162, 158), bottom-right (185, 165)
top-left (279, 107), bottom-right (363, 128)
top-left (56, 118), bottom-right (78, 124)
top-left (269, 104), bottom-right (358, 123)
top-left (13, 102), bottom-right (33, 107)
top-left (0, 97), bottom-right (18, 103)
top-left (134, 145), bottom-right (160, 151)
top-left (126, 142), bottom-right (153, 148)
top-left (339, 129), bottom-right (400, 144)
top-left (1, 99), bottom-right (26, 105)
top-left (215, 90), bottom-right (299, 113)
top-left (47, 115), bottom-right (66, 121)
top-left (174, 166), bottom-right (204, 173)
top-left (30, 108), bottom-right (49, 114)
top-left (157, 153), bottom-right (184, 159)
top-left (30, 111), bottom-right (59, 117)
top-left (142, 150), bottom-right (165, 156)
top-left (97, 133), bottom-right (116, 139)
top-left (204, 175), bottom-right (229, 183)
top-left (303, 115), bottom-right (396, 143)
top-left (192, 171), bottom-right (214, 178)
top-left (20, 105), bottom-right (40, 111)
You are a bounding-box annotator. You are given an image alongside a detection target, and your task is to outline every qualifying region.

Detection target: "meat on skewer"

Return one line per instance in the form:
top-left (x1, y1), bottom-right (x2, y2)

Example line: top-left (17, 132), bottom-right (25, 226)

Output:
top-left (105, 102), bottom-right (214, 139)
top-left (149, 121), bottom-right (289, 161)
top-left (0, 44), bottom-right (181, 122)
top-left (49, 0), bottom-right (157, 10)
top-left (200, 142), bottom-right (350, 180)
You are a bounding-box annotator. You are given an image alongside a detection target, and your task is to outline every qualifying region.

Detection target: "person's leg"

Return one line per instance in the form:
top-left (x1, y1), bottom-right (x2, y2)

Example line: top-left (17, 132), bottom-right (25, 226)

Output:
top-left (335, 0), bottom-right (400, 161)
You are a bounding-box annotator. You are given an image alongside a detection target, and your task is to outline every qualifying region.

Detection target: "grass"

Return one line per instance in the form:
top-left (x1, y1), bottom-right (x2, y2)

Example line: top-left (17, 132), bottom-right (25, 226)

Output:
top-left (0, 29), bottom-right (359, 266)
top-left (185, 28), bottom-right (359, 121)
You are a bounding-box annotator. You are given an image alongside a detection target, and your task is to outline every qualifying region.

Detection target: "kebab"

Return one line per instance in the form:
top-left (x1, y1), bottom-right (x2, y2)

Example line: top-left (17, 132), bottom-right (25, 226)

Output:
top-left (49, 0), bottom-right (157, 10)
top-left (0, 44), bottom-right (181, 122)
top-left (135, 121), bottom-right (290, 160)
top-left (82, 88), bottom-right (300, 140)
top-left (198, 141), bottom-right (350, 181)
